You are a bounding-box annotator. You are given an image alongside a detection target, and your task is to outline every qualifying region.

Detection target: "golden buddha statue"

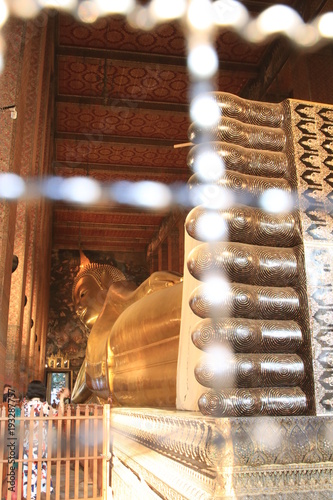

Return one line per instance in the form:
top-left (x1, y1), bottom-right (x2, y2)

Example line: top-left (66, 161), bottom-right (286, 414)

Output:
top-left (71, 257), bottom-right (183, 407)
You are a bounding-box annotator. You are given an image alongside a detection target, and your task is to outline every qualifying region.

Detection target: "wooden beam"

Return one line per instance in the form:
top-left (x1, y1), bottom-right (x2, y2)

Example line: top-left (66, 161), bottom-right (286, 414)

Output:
top-left (54, 221), bottom-right (159, 231)
top-left (53, 161), bottom-right (188, 176)
top-left (52, 242), bottom-right (148, 252)
top-left (55, 132), bottom-right (183, 147)
top-left (56, 45), bottom-right (259, 76)
top-left (55, 94), bottom-right (189, 113)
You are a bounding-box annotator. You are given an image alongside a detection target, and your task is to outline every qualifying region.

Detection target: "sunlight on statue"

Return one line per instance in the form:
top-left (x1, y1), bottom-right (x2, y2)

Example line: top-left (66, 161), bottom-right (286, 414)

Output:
top-left (71, 252), bottom-right (183, 407)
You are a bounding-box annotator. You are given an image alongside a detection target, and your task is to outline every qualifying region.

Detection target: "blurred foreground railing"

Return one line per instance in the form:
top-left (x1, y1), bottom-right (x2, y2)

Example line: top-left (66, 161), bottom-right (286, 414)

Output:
top-left (0, 403), bottom-right (111, 500)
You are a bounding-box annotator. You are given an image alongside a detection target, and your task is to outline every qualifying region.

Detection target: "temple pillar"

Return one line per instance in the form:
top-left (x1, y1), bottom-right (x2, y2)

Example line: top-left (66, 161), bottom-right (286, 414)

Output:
top-left (20, 214), bottom-right (37, 392)
top-left (147, 209), bottom-right (186, 275)
top-left (0, 18), bottom-right (26, 392)
top-left (0, 201), bottom-right (16, 391)
top-left (178, 218), bottom-right (184, 275)
top-left (158, 241), bottom-right (168, 271)
top-left (148, 253), bottom-right (158, 274)
top-left (5, 17), bottom-right (50, 390)
top-left (167, 229), bottom-right (179, 273)
top-left (26, 18), bottom-right (54, 382)
top-left (5, 205), bottom-right (29, 389)
top-left (0, 14), bottom-right (54, 393)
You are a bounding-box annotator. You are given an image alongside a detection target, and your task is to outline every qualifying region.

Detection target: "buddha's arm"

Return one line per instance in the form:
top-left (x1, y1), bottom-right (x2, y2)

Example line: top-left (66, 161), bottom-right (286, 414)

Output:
top-left (71, 359), bottom-right (92, 403)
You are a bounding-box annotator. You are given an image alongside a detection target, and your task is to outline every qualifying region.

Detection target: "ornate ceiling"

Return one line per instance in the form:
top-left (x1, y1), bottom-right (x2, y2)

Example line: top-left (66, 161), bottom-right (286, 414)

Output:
top-left (52, 0), bottom-right (322, 255)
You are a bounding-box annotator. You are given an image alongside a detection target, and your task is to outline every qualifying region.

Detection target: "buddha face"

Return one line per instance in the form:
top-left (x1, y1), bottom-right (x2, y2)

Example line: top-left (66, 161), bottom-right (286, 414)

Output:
top-left (73, 274), bottom-right (108, 329)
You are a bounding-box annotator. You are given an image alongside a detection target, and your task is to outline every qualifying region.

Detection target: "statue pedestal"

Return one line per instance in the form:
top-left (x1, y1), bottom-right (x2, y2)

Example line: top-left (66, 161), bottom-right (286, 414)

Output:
top-left (110, 408), bottom-right (333, 499)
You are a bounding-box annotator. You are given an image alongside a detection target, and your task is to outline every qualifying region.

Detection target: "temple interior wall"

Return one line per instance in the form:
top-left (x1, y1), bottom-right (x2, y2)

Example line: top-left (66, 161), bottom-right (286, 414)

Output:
top-left (0, 11), bottom-right (333, 500)
top-left (1, 9), bottom-right (333, 410)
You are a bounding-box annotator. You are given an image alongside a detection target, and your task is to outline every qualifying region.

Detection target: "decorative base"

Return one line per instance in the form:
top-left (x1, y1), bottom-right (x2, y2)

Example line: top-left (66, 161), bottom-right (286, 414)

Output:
top-left (110, 408), bottom-right (333, 499)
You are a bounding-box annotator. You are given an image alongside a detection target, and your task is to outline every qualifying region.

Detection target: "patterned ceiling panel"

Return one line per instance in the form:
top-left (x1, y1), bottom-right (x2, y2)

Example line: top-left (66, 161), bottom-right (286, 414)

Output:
top-left (216, 73), bottom-right (249, 95)
top-left (57, 56), bottom-right (248, 101)
top-left (56, 102), bottom-right (189, 140)
top-left (215, 31), bottom-right (266, 64)
top-left (57, 56), bottom-right (105, 97)
top-left (57, 56), bottom-right (189, 103)
top-left (55, 139), bottom-right (189, 168)
top-left (58, 15), bottom-right (186, 55)
top-left (57, 14), bottom-right (264, 64)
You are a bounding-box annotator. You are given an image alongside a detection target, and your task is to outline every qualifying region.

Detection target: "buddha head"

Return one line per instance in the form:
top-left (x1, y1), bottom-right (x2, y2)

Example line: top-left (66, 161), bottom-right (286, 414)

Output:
top-left (72, 254), bottom-right (125, 329)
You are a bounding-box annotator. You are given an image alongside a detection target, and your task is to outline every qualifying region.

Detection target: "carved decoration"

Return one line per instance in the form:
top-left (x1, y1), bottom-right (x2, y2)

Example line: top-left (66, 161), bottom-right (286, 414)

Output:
top-left (111, 408), bottom-right (333, 498)
top-left (289, 99), bottom-right (333, 414)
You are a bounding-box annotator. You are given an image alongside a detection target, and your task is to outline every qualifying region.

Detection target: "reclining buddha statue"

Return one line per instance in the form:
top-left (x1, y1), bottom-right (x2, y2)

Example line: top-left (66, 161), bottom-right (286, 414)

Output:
top-left (72, 90), bottom-right (314, 417)
top-left (71, 256), bottom-right (183, 406)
